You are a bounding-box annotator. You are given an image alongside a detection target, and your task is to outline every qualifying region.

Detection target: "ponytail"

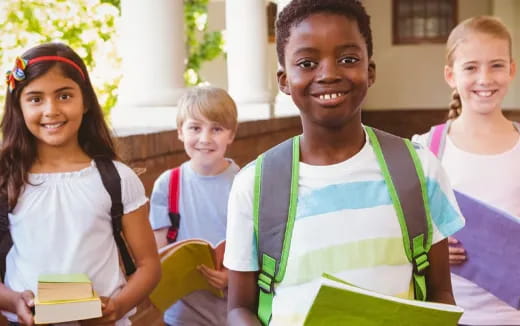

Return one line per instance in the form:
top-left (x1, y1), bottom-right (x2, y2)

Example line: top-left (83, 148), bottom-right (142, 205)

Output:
top-left (448, 90), bottom-right (461, 119)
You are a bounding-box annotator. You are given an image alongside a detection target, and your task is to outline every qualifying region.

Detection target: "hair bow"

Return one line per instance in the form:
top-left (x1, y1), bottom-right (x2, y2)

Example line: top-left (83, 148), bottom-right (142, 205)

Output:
top-left (5, 57), bottom-right (28, 93)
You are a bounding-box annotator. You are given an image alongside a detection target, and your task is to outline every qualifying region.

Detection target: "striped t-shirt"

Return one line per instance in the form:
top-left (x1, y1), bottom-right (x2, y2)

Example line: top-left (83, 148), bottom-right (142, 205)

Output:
top-left (224, 131), bottom-right (465, 325)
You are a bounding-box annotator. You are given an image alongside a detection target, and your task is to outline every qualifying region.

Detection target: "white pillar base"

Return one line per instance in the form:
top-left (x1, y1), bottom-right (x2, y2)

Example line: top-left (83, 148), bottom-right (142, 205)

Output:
top-left (110, 105), bottom-right (179, 137)
top-left (274, 92), bottom-right (299, 117)
top-left (236, 103), bottom-right (272, 122)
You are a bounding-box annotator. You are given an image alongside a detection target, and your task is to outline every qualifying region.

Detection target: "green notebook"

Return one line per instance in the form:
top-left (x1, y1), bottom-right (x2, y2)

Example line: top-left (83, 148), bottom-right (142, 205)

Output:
top-left (38, 273), bottom-right (91, 283)
top-left (304, 274), bottom-right (463, 326)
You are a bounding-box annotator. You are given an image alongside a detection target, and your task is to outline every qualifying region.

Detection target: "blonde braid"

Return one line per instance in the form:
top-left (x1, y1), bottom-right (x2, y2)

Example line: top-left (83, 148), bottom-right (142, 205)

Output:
top-left (448, 90), bottom-right (462, 119)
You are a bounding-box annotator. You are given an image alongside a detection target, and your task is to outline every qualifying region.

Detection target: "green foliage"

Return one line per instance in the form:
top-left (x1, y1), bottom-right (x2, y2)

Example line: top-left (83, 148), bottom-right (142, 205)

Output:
top-left (184, 0), bottom-right (225, 86)
top-left (0, 0), bottom-right (121, 116)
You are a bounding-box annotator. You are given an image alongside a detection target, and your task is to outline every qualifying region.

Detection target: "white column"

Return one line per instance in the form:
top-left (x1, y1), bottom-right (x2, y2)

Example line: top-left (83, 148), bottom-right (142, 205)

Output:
top-left (226, 0), bottom-right (272, 120)
top-left (492, 0), bottom-right (519, 109)
top-left (111, 0), bottom-right (185, 134)
top-left (273, 0), bottom-right (300, 117)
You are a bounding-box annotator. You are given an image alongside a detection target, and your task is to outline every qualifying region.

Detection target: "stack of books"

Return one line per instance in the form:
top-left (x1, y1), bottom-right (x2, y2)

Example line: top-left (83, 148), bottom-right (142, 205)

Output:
top-left (35, 273), bottom-right (102, 324)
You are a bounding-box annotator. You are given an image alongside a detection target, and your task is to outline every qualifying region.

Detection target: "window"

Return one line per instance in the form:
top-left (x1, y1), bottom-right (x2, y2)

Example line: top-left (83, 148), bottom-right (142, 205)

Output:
top-left (393, 0), bottom-right (457, 44)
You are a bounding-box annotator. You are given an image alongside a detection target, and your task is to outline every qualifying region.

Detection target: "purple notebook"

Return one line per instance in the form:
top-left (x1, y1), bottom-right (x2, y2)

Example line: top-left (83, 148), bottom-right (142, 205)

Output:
top-left (451, 190), bottom-right (520, 309)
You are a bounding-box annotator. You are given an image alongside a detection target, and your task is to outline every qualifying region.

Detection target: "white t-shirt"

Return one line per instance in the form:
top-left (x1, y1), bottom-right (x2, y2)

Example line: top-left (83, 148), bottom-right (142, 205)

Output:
top-left (3, 160), bottom-right (148, 325)
top-left (225, 130), bottom-right (465, 325)
top-left (414, 131), bottom-right (520, 325)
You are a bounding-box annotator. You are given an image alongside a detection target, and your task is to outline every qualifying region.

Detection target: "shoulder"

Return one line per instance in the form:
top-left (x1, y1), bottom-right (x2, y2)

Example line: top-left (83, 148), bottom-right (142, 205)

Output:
top-left (112, 161), bottom-right (139, 180)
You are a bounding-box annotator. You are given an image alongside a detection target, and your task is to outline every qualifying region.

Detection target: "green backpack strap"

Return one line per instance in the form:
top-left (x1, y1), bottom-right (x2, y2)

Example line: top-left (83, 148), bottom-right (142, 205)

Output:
top-left (366, 127), bottom-right (433, 301)
top-left (253, 136), bottom-right (299, 326)
top-left (253, 129), bottom-right (432, 324)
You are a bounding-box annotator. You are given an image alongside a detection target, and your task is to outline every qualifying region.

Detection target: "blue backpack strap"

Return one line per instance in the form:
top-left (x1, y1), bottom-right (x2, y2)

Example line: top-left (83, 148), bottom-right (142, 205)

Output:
top-left (0, 196), bottom-right (12, 282)
top-left (166, 167), bottom-right (181, 243)
top-left (95, 158), bottom-right (136, 276)
top-left (367, 127), bottom-right (432, 301)
top-left (254, 137), bottom-right (299, 325)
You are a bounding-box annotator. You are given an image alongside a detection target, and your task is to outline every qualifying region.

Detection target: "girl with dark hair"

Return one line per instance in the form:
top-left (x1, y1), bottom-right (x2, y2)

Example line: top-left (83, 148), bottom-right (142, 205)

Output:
top-left (0, 42), bottom-right (160, 325)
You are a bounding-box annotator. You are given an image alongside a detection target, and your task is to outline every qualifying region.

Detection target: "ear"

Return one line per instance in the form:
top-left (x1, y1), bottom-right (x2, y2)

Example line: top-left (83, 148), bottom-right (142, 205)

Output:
top-left (277, 68), bottom-right (290, 95)
top-left (368, 60), bottom-right (376, 87)
top-left (510, 60), bottom-right (517, 79)
top-left (177, 127), bottom-right (184, 142)
top-left (444, 65), bottom-right (456, 89)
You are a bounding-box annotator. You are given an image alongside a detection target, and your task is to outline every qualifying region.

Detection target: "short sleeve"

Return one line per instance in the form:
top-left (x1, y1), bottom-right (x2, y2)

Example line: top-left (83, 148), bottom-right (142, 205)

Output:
top-left (148, 169), bottom-right (172, 230)
top-left (413, 144), bottom-right (465, 244)
top-left (114, 161), bottom-right (148, 214)
top-left (411, 131), bottom-right (430, 148)
top-left (223, 163), bottom-right (259, 272)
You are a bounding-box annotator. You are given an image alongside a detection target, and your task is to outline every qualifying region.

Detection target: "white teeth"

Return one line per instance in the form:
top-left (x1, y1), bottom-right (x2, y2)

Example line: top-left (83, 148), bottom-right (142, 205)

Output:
top-left (476, 91), bottom-right (493, 97)
top-left (43, 122), bottom-right (64, 129)
top-left (319, 93), bottom-right (344, 100)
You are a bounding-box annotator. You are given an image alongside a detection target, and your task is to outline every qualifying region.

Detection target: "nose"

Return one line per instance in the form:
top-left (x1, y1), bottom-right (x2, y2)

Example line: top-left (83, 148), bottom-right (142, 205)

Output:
top-left (477, 67), bottom-right (492, 85)
top-left (43, 99), bottom-right (59, 117)
top-left (199, 128), bottom-right (212, 143)
top-left (317, 58), bottom-right (341, 83)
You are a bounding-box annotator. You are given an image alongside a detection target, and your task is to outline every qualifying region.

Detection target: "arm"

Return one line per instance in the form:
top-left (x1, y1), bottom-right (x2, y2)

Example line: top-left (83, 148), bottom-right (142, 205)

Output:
top-left (425, 238), bottom-right (455, 304)
top-left (0, 285), bottom-right (34, 325)
top-left (87, 204), bottom-right (161, 324)
top-left (227, 270), bottom-right (261, 326)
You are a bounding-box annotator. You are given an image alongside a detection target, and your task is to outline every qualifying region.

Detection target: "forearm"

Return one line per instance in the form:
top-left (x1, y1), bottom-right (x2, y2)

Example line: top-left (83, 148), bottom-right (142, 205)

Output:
top-left (427, 289), bottom-right (455, 304)
top-left (227, 307), bottom-right (261, 326)
top-left (0, 283), bottom-right (22, 312)
top-left (113, 258), bottom-right (161, 318)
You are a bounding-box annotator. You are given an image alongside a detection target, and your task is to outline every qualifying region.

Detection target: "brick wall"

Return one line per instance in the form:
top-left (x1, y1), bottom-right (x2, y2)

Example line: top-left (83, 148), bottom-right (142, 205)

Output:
top-left (117, 116), bottom-right (303, 195)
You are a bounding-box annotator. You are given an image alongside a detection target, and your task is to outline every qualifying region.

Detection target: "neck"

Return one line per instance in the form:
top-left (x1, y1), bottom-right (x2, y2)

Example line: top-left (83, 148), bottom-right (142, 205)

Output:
top-left (453, 107), bottom-right (510, 134)
top-left (34, 143), bottom-right (91, 172)
top-left (299, 115), bottom-right (365, 165)
top-left (190, 158), bottom-right (230, 176)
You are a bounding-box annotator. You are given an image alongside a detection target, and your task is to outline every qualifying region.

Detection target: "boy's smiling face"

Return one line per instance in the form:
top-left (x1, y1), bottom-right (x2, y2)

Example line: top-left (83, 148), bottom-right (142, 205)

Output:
top-left (278, 13), bottom-right (375, 129)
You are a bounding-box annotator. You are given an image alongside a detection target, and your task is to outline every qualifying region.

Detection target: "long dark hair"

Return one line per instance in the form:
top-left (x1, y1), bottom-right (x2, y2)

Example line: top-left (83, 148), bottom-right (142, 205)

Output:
top-left (0, 42), bottom-right (117, 210)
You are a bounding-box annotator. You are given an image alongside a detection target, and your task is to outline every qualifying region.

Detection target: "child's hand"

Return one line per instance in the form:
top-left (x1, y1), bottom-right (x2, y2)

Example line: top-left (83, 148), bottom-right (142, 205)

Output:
top-left (448, 236), bottom-right (466, 265)
top-left (80, 296), bottom-right (120, 326)
top-left (14, 290), bottom-right (34, 326)
top-left (197, 264), bottom-right (229, 290)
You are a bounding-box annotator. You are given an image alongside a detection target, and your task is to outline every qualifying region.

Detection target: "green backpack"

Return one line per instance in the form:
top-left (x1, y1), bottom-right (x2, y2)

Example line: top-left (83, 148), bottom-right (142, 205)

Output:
top-left (253, 127), bottom-right (433, 325)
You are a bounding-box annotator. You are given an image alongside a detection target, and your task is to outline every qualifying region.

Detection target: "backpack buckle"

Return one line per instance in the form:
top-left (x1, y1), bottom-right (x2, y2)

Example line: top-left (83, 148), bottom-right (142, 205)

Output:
top-left (257, 271), bottom-right (275, 294)
top-left (413, 252), bottom-right (430, 275)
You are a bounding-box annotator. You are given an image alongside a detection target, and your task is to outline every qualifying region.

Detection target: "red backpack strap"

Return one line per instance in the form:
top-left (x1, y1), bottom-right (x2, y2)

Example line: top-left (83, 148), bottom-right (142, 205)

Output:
top-left (167, 167), bottom-right (181, 243)
top-left (427, 123), bottom-right (448, 158)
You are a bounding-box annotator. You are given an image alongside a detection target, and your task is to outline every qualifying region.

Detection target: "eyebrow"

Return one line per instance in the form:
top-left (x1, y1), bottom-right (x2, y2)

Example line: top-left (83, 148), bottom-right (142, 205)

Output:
top-left (22, 86), bottom-right (76, 97)
top-left (293, 44), bottom-right (362, 56)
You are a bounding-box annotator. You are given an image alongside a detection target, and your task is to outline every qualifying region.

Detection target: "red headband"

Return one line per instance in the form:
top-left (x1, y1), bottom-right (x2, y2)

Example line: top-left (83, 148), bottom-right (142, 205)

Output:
top-left (6, 55), bottom-right (86, 93)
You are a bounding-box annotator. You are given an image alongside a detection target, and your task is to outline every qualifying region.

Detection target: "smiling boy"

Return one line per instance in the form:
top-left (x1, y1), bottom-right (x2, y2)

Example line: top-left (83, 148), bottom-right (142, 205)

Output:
top-left (149, 86), bottom-right (239, 326)
top-left (223, 1), bottom-right (465, 325)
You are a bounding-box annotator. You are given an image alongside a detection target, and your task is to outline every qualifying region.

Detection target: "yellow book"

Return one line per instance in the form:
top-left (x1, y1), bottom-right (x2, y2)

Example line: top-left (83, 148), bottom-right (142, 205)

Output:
top-left (150, 238), bottom-right (225, 312)
top-left (38, 273), bottom-right (93, 302)
top-left (34, 293), bottom-right (102, 324)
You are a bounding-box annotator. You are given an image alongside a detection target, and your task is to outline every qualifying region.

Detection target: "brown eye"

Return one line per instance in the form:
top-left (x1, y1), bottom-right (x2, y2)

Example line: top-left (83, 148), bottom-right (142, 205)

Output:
top-left (297, 60), bottom-right (317, 69)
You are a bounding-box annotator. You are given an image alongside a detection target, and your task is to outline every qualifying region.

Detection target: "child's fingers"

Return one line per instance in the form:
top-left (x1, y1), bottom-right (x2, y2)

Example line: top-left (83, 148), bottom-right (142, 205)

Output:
top-left (447, 237), bottom-right (459, 245)
top-left (449, 253), bottom-right (466, 264)
top-left (21, 290), bottom-right (35, 307)
top-left (448, 246), bottom-right (465, 254)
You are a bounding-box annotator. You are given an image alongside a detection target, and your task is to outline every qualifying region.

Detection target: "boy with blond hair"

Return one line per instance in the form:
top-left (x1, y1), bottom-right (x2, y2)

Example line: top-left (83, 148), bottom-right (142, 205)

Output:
top-left (149, 86), bottom-right (239, 325)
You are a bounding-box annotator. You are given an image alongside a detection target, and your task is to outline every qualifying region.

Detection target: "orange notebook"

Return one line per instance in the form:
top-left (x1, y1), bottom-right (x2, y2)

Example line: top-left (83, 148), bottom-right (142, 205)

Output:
top-left (150, 239), bottom-right (225, 312)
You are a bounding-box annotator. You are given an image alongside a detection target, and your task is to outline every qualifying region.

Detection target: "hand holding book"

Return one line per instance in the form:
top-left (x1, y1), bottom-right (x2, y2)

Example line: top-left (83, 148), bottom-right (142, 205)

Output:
top-left (13, 290), bottom-right (35, 326)
top-left (197, 264), bottom-right (228, 290)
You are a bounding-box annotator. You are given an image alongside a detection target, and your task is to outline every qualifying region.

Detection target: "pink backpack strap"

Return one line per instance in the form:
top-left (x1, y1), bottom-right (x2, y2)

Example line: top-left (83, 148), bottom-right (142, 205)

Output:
top-left (428, 123), bottom-right (448, 158)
